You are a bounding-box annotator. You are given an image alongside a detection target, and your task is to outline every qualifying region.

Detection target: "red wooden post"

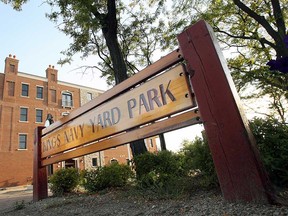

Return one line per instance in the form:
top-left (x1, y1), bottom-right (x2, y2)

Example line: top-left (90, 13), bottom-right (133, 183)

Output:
top-left (177, 20), bottom-right (275, 203)
top-left (33, 126), bottom-right (48, 202)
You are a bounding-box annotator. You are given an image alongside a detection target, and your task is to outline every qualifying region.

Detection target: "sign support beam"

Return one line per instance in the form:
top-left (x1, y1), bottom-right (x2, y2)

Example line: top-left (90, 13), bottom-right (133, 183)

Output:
top-left (177, 20), bottom-right (275, 203)
top-left (33, 126), bottom-right (48, 202)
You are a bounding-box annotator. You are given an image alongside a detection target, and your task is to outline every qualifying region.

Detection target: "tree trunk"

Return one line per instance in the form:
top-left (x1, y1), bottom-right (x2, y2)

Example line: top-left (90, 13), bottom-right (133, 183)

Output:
top-left (101, 0), bottom-right (127, 84)
top-left (102, 0), bottom-right (147, 157)
top-left (159, 133), bottom-right (167, 151)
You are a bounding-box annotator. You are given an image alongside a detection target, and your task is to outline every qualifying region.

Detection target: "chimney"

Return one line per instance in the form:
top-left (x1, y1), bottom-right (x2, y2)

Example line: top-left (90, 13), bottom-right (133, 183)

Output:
top-left (46, 65), bottom-right (58, 82)
top-left (4, 54), bottom-right (19, 74)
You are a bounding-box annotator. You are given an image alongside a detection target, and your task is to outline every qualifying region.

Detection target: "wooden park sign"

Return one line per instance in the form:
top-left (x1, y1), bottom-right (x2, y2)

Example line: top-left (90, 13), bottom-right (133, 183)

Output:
top-left (41, 65), bottom-right (195, 161)
top-left (34, 20), bottom-right (275, 204)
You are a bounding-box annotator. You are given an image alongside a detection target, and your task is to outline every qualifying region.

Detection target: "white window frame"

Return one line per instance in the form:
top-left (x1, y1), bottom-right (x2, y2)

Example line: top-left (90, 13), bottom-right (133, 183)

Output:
top-left (36, 85), bottom-right (44, 100)
top-left (21, 82), bottom-right (30, 97)
top-left (18, 133), bottom-right (28, 150)
top-left (62, 90), bottom-right (73, 108)
top-left (19, 106), bottom-right (29, 122)
top-left (35, 108), bottom-right (43, 123)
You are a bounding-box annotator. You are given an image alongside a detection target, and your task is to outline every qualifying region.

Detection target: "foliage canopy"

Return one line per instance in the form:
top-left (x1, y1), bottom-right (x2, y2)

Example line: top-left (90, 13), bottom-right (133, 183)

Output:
top-left (160, 0), bottom-right (288, 121)
top-left (2, 0), bottom-right (288, 121)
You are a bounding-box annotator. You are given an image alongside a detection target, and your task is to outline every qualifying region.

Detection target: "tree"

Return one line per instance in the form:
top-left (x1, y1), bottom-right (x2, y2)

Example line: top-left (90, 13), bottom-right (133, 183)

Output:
top-left (44, 0), bottom-right (165, 86)
top-left (46, 0), bottom-right (127, 85)
top-left (159, 0), bottom-right (288, 122)
top-left (47, 0), bottom-right (156, 155)
top-left (1, 0), bottom-right (27, 10)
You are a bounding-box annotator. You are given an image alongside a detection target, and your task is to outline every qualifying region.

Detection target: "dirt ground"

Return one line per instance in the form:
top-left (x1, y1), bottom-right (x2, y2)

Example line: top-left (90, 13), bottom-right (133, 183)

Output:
top-left (1, 186), bottom-right (287, 216)
top-left (0, 186), bottom-right (34, 213)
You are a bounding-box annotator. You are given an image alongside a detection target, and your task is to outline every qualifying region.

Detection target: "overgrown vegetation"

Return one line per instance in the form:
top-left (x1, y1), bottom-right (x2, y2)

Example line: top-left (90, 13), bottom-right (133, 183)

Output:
top-left (48, 118), bottom-right (287, 198)
top-left (82, 163), bottom-right (134, 193)
top-left (179, 137), bottom-right (218, 189)
top-left (250, 117), bottom-right (288, 188)
top-left (132, 145), bottom-right (218, 198)
top-left (133, 151), bottom-right (189, 198)
top-left (49, 167), bottom-right (80, 196)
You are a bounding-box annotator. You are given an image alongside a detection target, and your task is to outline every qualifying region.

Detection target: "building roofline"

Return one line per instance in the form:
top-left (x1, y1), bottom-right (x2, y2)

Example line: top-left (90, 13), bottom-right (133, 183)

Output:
top-left (58, 80), bottom-right (105, 93)
top-left (0, 71), bottom-right (105, 93)
top-left (18, 71), bottom-right (47, 81)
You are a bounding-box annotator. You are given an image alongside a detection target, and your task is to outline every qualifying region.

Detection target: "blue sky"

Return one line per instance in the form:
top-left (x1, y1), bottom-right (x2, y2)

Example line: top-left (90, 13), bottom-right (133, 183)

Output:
top-left (0, 1), bottom-right (108, 90)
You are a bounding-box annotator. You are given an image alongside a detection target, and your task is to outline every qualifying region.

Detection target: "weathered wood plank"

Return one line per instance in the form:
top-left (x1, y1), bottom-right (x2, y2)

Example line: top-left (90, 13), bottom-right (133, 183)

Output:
top-left (42, 50), bottom-right (183, 136)
top-left (41, 64), bottom-right (194, 158)
top-left (41, 110), bottom-right (200, 166)
top-left (177, 20), bottom-right (274, 203)
top-left (33, 126), bottom-right (48, 202)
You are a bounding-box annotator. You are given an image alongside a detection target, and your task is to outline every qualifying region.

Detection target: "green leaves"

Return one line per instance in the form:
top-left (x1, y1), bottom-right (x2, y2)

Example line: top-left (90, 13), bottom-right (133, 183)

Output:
top-left (49, 168), bottom-right (80, 196)
top-left (250, 117), bottom-right (288, 187)
top-left (1, 0), bottom-right (27, 10)
top-left (4, 0), bottom-right (287, 120)
top-left (82, 163), bottom-right (134, 192)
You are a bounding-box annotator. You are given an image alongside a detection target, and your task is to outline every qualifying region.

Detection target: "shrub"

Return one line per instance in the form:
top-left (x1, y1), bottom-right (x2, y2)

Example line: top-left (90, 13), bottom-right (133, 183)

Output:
top-left (250, 117), bottom-right (288, 187)
top-left (49, 167), bottom-right (80, 196)
top-left (133, 151), bottom-right (187, 196)
top-left (82, 163), bottom-right (134, 193)
top-left (132, 152), bottom-right (157, 180)
top-left (179, 137), bottom-right (218, 188)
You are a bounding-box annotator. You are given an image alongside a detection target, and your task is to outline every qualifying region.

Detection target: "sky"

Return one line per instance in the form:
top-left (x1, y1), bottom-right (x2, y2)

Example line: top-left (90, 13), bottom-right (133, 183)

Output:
top-left (0, 1), bottom-right (204, 152)
top-left (0, 1), bottom-right (109, 90)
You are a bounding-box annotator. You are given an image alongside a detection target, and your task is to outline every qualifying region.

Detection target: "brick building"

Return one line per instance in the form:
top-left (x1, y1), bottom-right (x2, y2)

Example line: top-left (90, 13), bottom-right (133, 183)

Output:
top-left (0, 55), bottom-right (158, 188)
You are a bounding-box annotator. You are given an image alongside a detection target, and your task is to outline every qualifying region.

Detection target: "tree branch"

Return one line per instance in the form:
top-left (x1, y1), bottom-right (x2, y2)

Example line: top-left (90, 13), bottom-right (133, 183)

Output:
top-left (232, 0), bottom-right (279, 42)
top-left (271, 0), bottom-right (286, 36)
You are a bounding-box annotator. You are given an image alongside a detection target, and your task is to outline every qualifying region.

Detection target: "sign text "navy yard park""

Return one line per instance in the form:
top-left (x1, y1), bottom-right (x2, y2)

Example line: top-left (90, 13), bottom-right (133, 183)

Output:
top-left (41, 65), bottom-right (194, 158)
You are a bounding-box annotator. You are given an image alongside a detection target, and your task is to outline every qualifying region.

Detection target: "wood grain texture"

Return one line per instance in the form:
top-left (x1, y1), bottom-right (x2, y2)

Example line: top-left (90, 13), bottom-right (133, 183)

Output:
top-left (41, 110), bottom-right (201, 166)
top-left (41, 64), bottom-right (194, 158)
top-left (42, 50), bottom-right (183, 136)
top-left (33, 126), bottom-right (48, 202)
top-left (177, 20), bottom-right (274, 203)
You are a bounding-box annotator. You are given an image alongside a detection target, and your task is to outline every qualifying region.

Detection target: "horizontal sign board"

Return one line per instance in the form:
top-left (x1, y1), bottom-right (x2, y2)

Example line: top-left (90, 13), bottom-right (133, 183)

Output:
top-left (41, 110), bottom-right (201, 166)
top-left (41, 64), bottom-right (195, 158)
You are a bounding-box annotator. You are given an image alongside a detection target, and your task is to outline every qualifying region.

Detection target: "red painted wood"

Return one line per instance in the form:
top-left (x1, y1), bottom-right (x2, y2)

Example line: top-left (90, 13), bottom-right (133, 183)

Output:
top-left (33, 126), bottom-right (48, 202)
top-left (177, 20), bottom-right (275, 203)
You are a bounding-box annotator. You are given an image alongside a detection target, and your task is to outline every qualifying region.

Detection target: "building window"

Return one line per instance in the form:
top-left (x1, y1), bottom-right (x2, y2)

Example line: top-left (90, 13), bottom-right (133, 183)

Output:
top-left (87, 92), bottom-right (93, 101)
top-left (50, 89), bottom-right (56, 103)
top-left (62, 91), bottom-right (73, 107)
top-left (20, 107), bottom-right (28, 122)
top-left (36, 86), bottom-right (44, 99)
top-left (7, 81), bottom-right (15, 96)
top-left (92, 158), bottom-right (98, 167)
top-left (19, 134), bottom-right (27, 150)
top-left (21, 83), bottom-right (29, 97)
top-left (10, 64), bottom-right (15, 73)
top-left (36, 109), bottom-right (43, 123)
top-left (110, 159), bottom-right (118, 164)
